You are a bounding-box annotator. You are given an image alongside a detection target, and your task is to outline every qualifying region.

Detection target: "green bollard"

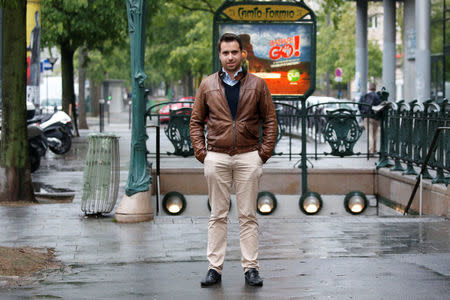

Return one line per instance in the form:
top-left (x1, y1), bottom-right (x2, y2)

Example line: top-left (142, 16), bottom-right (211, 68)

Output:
top-left (115, 0), bottom-right (153, 223)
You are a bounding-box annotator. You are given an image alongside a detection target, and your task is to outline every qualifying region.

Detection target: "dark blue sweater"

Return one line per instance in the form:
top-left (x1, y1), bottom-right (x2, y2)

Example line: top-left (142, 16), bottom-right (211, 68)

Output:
top-left (223, 80), bottom-right (241, 120)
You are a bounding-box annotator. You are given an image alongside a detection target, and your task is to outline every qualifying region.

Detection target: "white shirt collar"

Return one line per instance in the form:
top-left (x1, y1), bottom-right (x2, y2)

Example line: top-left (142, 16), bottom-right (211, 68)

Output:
top-left (222, 67), bottom-right (242, 86)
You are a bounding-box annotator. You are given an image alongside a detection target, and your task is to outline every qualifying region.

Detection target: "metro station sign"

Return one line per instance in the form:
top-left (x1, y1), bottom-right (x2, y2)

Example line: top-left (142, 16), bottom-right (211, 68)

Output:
top-left (222, 5), bottom-right (309, 22)
top-left (214, 1), bottom-right (316, 100)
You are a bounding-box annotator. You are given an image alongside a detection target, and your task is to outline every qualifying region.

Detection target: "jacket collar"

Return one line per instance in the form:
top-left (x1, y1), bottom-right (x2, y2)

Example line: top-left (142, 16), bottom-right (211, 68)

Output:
top-left (218, 66), bottom-right (247, 82)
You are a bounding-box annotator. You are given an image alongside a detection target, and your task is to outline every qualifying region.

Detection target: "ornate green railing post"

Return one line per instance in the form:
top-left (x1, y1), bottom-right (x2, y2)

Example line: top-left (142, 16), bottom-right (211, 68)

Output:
top-left (376, 88), bottom-right (393, 169)
top-left (390, 100), bottom-right (405, 172)
top-left (402, 100), bottom-right (418, 175)
top-left (432, 99), bottom-right (448, 184)
top-left (115, 0), bottom-right (153, 223)
top-left (421, 100), bottom-right (437, 179)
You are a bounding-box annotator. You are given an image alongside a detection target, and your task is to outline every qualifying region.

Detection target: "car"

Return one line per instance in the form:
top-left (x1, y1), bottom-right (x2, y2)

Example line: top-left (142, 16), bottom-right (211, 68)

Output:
top-left (159, 97), bottom-right (194, 123)
top-left (39, 98), bottom-right (62, 115)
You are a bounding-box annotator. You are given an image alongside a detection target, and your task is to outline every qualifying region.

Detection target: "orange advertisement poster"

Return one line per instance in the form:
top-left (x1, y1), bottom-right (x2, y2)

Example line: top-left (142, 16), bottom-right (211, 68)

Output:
top-left (26, 0), bottom-right (41, 86)
top-left (219, 23), bottom-right (312, 96)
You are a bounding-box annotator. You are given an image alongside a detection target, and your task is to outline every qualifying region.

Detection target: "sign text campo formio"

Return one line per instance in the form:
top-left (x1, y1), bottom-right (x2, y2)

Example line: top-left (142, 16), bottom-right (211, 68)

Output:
top-left (223, 5), bottom-right (309, 21)
top-left (216, 2), bottom-right (315, 96)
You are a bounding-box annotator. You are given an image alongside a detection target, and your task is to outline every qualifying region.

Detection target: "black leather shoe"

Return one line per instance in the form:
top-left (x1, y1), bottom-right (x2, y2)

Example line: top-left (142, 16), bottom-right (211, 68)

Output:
top-left (245, 268), bottom-right (263, 286)
top-left (201, 269), bottom-right (221, 287)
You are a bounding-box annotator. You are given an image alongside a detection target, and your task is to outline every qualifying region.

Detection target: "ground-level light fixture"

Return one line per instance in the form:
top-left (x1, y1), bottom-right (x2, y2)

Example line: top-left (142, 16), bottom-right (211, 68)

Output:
top-left (344, 191), bottom-right (368, 215)
top-left (207, 198), bottom-right (232, 212)
top-left (162, 191), bottom-right (186, 215)
top-left (257, 191), bottom-right (277, 215)
top-left (299, 192), bottom-right (323, 215)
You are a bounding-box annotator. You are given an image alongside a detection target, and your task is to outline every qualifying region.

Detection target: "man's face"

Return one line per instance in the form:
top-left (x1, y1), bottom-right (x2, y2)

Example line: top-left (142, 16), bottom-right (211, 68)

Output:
top-left (219, 40), bottom-right (243, 74)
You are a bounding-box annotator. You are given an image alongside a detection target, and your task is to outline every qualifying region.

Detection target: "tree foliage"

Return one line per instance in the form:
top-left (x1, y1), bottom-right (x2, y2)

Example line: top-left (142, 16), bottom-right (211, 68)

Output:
top-left (320, 0), bottom-right (346, 28)
top-left (41, 0), bottom-right (127, 54)
top-left (145, 0), bottom-right (222, 95)
top-left (82, 1), bottom-right (162, 89)
top-left (86, 46), bottom-right (131, 86)
top-left (41, 0), bottom-right (128, 133)
top-left (316, 1), bottom-right (382, 90)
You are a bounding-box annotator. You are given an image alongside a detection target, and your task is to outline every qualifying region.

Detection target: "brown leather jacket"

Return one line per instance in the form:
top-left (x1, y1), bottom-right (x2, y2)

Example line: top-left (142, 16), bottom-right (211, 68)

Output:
top-left (190, 70), bottom-right (278, 163)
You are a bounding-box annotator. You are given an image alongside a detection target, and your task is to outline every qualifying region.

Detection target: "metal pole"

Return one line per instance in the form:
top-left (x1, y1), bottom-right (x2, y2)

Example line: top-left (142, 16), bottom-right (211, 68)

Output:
top-left (125, 0), bottom-right (150, 196)
top-left (415, 0), bottom-right (431, 102)
top-left (300, 99), bottom-right (307, 195)
top-left (99, 99), bottom-right (104, 132)
top-left (403, 1), bottom-right (416, 109)
top-left (419, 174), bottom-right (423, 216)
top-left (107, 101), bottom-right (110, 124)
top-left (382, 0), bottom-right (396, 101)
top-left (355, 0), bottom-right (368, 99)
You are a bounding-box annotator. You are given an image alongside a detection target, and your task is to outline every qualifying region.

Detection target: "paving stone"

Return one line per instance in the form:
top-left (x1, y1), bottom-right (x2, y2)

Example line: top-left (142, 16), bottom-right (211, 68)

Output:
top-left (1, 113), bottom-right (448, 298)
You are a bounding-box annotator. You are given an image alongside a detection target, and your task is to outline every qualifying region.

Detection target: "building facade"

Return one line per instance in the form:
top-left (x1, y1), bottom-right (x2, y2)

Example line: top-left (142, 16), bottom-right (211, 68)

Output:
top-left (355, 0), bottom-right (442, 103)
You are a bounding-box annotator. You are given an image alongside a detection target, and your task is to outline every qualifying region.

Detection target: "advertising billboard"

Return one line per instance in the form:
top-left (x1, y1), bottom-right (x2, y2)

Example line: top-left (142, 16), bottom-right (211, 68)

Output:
top-left (213, 1), bottom-right (316, 99)
top-left (219, 23), bottom-right (312, 96)
top-left (26, 0), bottom-right (41, 104)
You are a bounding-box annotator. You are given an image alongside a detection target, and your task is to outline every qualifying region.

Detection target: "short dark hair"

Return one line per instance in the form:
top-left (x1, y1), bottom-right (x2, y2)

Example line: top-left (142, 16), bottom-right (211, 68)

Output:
top-left (218, 33), bottom-right (242, 52)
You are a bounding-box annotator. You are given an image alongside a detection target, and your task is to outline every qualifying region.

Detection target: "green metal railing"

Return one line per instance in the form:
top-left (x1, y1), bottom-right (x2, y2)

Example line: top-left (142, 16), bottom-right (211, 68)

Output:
top-left (404, 127), bottom-right (450, 215)
top-left (143, 93), bottom-right (449, 197)
top-left (377, 98), bottom-right (449, 185)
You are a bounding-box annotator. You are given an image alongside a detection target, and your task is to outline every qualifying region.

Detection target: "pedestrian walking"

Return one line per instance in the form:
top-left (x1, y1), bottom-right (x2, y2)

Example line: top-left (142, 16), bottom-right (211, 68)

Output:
top-left (190, 33), bottom-right (278, 287)
top-left (359, 83), bottom-right (381, 154)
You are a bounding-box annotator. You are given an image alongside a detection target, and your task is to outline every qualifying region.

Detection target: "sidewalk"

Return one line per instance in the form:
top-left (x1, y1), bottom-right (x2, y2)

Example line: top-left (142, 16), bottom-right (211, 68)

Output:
top-left (0, 206), bottom-right (448, 298)
top-left (0, 111), bottom-right (447, 299)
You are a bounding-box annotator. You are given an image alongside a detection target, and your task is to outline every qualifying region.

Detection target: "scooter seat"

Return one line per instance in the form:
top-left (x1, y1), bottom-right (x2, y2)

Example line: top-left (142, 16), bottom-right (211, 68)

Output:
top-left (40, 114), bottom-right (53, 123)
top-left (28, 114), bottom-right (52, 125)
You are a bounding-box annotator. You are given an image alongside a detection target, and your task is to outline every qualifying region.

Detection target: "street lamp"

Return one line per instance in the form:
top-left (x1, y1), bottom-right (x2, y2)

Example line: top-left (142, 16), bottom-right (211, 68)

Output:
top-left (344, 191), bottom-right (368, 215)
top-left (162, 191), bottom-right (186, 215)
top-left (256, 191), bottom-right (277, 215)
top-left (299, 192), bottom-right (323, 215)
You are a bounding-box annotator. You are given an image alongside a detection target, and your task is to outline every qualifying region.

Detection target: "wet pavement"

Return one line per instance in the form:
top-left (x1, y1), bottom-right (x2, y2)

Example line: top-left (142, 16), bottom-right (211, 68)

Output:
top-left (0, 112), bottom-right (448, 299)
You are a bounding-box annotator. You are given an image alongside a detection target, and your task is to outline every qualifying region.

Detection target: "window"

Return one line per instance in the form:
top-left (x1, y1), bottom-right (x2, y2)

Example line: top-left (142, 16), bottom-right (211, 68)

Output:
top-left (368, 15), bottom-right (378, 29)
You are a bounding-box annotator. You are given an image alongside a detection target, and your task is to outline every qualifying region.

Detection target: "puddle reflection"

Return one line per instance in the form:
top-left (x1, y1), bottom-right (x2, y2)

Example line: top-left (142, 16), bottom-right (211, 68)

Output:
top-left (33, 182), bottom-right (75, 194)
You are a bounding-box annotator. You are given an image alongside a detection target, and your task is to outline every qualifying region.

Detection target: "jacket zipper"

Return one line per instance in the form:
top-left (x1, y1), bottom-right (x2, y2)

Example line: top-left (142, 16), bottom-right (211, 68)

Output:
top-left (218, 74), bottom-right (245, 153)
top-left (233, 120), bottom-right (236, 149)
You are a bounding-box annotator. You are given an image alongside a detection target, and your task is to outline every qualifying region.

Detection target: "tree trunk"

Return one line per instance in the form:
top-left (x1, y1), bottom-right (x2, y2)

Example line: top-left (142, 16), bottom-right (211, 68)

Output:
top-left (326, 71), bottom-right (330, 96)
top-left (78, 46), bottom-right (88, 129)
top-left (0, 1), bottom-right (35, 202)
top-left (60, 42), bottom-right (79, 136)
top-left (187, 70), bottom-right (193, 96)
top-left (90, 81), bottom-right (100, 116)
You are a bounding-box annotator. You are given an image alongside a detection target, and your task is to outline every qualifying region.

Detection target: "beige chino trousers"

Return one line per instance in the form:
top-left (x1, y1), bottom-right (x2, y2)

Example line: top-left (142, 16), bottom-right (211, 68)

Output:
top-left (364, 118), bottom-right (380, 153)
top-left (204, 151), bottom-right (263, 274)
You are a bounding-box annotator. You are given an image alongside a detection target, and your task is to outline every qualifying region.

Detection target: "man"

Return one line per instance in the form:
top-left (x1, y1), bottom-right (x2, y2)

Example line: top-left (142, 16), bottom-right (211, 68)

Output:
top-left (190, 33), bottom-right (277, 287)
top-left (359, 83), bottom-right (381, 154)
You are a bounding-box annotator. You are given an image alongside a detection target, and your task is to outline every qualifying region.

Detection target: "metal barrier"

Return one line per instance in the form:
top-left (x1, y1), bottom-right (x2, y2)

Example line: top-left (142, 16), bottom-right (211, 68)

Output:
top-left (144, 94), bottom-right (449, 193)
top-left (164, 107), bottom-right (194, 157)
top-left (404, 127), bottom-right (450, 215)
top-left (81, 133), bottom-right (120, 214)
top-left (377, 98), bottom-right (449, 185)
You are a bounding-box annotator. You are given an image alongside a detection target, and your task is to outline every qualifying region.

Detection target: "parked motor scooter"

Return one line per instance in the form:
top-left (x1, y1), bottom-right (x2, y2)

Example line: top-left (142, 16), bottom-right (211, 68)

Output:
top-left (0, 123), bottom-right (47, 173)
top-left (29, 110), bottom-right (73, 155)
top-left (27, 124), bottom-right (48, 172)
